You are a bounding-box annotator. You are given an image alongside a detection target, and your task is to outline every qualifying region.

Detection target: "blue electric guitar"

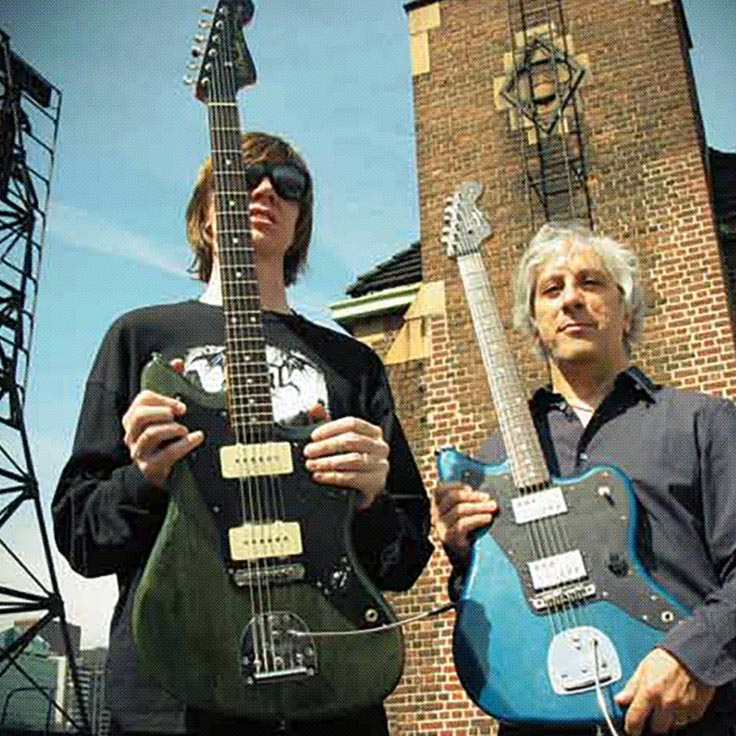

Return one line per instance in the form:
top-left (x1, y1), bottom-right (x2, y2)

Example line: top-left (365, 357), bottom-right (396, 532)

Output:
top-left (437, 182), bottom-right (690, 728)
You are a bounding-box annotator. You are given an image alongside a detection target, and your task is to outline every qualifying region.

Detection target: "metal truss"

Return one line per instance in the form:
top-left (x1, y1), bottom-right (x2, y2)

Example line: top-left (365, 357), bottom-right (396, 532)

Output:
top-left (0, 28), bottom-right (91, 735)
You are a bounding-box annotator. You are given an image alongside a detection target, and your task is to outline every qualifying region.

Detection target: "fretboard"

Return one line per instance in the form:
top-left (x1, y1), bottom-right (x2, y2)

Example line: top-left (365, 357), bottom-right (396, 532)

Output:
top-left (456, 252), bottom-right (550, 490)
top-left (208, 96), bottom-right (274, 442)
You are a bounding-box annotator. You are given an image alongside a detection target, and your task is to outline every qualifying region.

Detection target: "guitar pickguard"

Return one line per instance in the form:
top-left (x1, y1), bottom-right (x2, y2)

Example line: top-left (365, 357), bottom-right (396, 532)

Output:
top-left (447, 451), bottom-right (683, 630)
top-left (177, 394), bottom-right (389, 629)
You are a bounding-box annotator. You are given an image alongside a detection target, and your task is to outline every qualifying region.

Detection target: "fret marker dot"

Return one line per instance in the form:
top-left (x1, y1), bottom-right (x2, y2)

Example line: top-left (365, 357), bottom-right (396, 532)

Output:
top-left (236, 270), bottom-right (242, 278)
top-left (226, 158), bottom-right (232, 166)
top-left (233, 237), bottom-right (239, 244)
top-left (229, 200), bottom-right (235, 207)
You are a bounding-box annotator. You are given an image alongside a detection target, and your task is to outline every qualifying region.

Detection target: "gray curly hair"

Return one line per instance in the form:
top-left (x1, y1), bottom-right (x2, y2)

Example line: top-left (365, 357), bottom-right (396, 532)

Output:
top-left (513, 221), bottom-right (645, 357)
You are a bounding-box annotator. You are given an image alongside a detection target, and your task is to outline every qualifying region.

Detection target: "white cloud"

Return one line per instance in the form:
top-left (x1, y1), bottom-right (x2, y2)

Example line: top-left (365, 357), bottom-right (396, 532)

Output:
top-left (49, 203), bottom-right (187, 278)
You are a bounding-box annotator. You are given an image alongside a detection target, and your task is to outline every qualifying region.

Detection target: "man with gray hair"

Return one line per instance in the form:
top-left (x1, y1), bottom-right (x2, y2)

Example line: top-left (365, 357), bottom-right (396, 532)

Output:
top-left (436, 221), bottom-right (736, 735)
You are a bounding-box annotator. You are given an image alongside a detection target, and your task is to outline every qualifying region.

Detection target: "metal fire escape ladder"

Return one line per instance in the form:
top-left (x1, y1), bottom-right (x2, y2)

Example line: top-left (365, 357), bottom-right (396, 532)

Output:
top-left (502, 0), bottom-right (593, 229)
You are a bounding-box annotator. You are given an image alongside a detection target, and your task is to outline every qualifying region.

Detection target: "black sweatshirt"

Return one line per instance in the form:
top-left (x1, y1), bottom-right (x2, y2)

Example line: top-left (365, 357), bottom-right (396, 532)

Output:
top-left (53, 300), bottom-right (433, 733)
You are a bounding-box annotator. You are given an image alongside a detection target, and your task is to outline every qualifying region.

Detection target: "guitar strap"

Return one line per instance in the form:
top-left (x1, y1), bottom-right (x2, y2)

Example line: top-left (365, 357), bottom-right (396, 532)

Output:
top-left (530, 397), bottom-right (561, 477)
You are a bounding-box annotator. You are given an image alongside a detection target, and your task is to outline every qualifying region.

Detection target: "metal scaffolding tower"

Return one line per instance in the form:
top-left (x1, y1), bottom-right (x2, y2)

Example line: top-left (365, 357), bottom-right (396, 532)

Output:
top-left (0, 29), bottom-right (91, 735)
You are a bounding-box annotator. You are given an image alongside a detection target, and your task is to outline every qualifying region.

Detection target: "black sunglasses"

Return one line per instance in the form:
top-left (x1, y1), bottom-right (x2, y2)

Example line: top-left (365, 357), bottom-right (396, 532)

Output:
top-left (243, 162), bottom-right (310, 203)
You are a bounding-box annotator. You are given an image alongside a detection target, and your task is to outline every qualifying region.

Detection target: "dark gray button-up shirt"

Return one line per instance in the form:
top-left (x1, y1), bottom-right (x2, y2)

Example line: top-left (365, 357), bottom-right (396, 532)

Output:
top-left (475, 367), bottom-right (736, 712)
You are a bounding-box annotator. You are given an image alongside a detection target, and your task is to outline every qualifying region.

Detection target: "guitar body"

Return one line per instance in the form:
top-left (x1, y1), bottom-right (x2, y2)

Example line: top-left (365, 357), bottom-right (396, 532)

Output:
top-left (438, 447), bottom-right (689, 727)
top-left (132, 357), bottom-right (404, 719)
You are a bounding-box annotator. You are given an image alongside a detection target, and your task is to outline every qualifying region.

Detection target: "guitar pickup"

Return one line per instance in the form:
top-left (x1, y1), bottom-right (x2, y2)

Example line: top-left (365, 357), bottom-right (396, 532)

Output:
top-left (229, 521), bottom-right (303, 561)
top-left (511, 487), bottom-right (568, 524)
top-left (220, 441), bottom-right (293, 478)
top-left (527, 549), bottom-right (587, 591)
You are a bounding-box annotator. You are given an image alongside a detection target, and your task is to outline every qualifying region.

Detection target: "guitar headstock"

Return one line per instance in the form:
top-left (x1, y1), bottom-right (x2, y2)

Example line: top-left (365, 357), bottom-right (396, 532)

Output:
top-left (442, 181), bottom-right (492, 258)
top-left (190, 0), bottom-right (257, 103)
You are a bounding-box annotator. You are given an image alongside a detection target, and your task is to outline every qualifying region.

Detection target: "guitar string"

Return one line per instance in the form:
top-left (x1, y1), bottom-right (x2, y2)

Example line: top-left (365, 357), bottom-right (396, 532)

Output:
top-left (462, 253), bottom-right (567, 642)
top-left (212, 36), bottom-right (272, 674)
top-left (220, 26), bottom-right (288, 675)
top-left (210, 46), bottom-right (265, 672)
top-left (469, 248), bottom-right (582, 636)
top-left (461, 218), bottom-right (621, 715)
top-left (465, 242), bottom-right (604, 689)
top-left (459, 242), bottom-right (560, 642)
top-left (448, 193), bottom-right (616, 725)
top-left (476, 239), bottom-right (599, 646)
top-left (216, 24), bottom-right (307, 674)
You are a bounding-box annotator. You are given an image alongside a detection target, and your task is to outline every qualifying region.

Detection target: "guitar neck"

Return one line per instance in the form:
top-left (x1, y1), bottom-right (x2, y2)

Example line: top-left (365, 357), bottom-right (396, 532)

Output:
top-left (456, 252), bottom-right (550, 490)
top-left (207, 95), bottom-right (274, 440)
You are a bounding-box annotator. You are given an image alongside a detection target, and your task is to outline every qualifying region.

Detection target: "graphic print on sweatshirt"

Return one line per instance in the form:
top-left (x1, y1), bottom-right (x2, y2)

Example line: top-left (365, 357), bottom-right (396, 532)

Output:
top-left (182, 344), bottom-right (328, 426)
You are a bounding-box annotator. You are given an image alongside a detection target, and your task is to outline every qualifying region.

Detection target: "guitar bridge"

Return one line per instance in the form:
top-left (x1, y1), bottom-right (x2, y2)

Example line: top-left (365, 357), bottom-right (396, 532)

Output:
top-left (530, 582), bottom-right (596, 611)
top-left (547, 626), bottom-right (622, 694)
top-left (241, 612), bottom-right (317, 685)
top-left (229, 562), bottom-right (305, 587)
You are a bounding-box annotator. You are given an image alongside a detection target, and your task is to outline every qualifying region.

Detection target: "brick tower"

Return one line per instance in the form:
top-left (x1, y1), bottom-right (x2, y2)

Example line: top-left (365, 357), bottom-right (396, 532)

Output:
top-left (331, 1), bottom-right (735, 734)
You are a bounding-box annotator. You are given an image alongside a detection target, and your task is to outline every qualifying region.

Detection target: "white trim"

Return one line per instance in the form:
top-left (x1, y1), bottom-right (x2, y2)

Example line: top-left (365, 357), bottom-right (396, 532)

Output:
top-left (328, 282), bottom-right (421, 325)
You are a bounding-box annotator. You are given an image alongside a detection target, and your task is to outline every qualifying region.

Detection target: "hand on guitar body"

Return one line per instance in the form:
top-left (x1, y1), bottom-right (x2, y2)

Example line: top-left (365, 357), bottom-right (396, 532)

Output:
top-left (433, 481), bottom-right (498, 564)
top-left (304, 415), bottom-right (390, 511)
top-left (122, 359), bottom-right (204, 489)
top-left (615, 648), bottom-right (715, 735)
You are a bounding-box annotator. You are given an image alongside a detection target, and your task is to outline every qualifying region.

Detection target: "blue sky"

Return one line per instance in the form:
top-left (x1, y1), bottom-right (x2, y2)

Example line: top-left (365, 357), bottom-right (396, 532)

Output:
top-left (0, 1), bottom-right (734, 648)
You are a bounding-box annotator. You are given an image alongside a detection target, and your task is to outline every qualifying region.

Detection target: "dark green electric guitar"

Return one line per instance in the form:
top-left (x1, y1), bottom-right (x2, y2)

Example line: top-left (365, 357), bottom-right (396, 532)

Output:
top-left (131, 1), bottom-right (403, 719)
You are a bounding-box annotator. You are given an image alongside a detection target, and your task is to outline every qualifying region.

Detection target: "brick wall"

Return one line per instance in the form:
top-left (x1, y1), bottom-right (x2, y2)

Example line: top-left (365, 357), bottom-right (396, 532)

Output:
top-left (375, 1), bottom-right (736, 734)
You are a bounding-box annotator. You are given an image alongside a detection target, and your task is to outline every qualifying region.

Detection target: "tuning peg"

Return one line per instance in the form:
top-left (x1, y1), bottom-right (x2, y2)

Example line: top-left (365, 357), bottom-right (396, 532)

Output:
top-left (183, 75), bottom-right (195, 86)
top-left (201, 6), bottom-right (214, 13)
top-left (194, 33), bottom-right (206, 43)
top-left (186, 61), bottom-right (199, 71)
top-left (191, 45), bottom-right (204, 58)
top-left (198, 20), bottom-right (212, 29)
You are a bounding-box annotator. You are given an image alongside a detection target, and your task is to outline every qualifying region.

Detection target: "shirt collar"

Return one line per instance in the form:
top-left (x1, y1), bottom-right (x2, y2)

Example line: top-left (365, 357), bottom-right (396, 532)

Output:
top-left (532, 365), bottom-right (661, 412)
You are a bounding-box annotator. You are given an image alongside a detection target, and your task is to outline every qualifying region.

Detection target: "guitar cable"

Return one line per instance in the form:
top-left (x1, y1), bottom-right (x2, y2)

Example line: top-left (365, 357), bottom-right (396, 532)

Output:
top-left (292, 606), bottom-right (624, 736)
top-left (288, 601), bottom-right (457, 638)
top-left (592, 637), bottom-right (622, 736)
